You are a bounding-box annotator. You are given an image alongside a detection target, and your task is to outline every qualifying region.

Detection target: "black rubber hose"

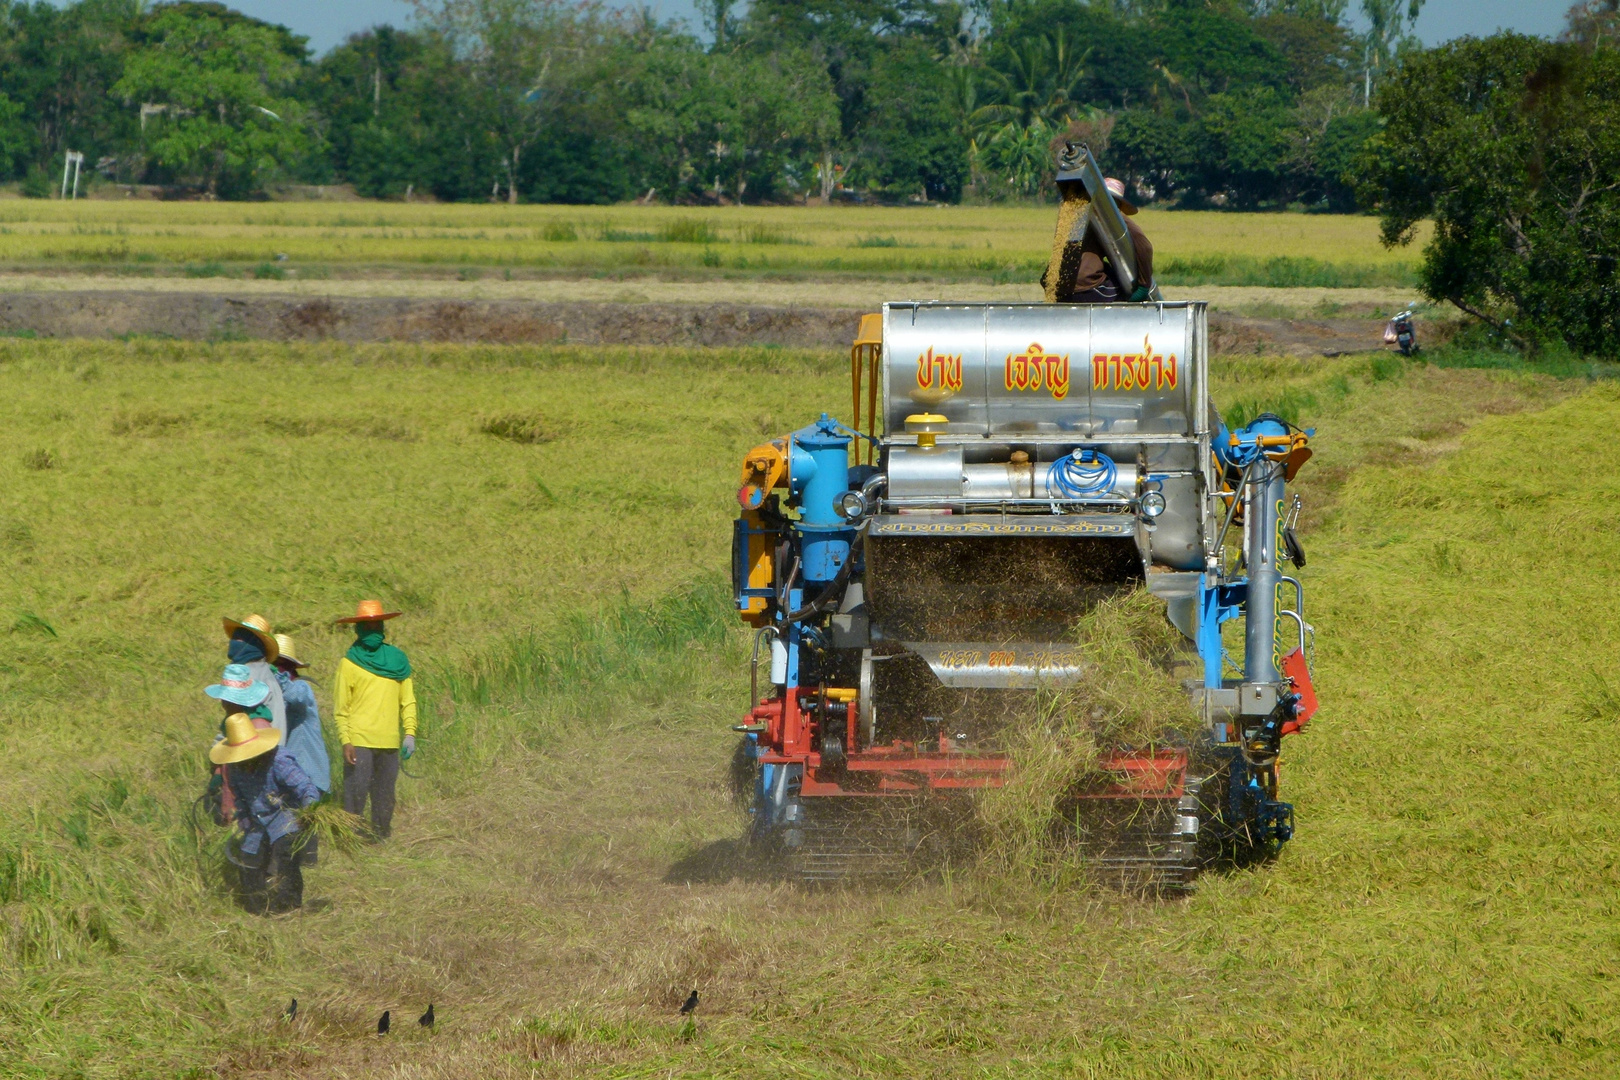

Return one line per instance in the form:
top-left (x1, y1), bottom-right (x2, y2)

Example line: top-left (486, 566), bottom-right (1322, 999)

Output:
top-left (782, 531), bottom-right (865, 625)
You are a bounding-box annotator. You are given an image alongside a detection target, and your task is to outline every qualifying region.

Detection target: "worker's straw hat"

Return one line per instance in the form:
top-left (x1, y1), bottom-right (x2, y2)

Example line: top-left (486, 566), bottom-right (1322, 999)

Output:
top-left (335, 599), bottom-right (402, 624)
top-left (222, 613), bottom-right (280, 663)
top-left (205, 663), bottom-right (272, 708)
top-left (1104, 177), bottom-right (1137, 216)
top-left (210, 712), bottom-right (282, 765)
top-left (273, 634), bottom-right (308, 669)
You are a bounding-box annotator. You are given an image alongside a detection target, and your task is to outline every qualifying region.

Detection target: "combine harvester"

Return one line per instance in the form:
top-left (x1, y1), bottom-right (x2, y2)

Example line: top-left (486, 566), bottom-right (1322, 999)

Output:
top-left (729, 146), bottom-right (1318, 889)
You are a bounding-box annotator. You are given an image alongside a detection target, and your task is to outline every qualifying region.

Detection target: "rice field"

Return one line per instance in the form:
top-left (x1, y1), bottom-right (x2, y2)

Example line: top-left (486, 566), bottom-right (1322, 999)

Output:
top-left (0, 334), bottom-right (1615, 1077)
top-left (0, 200), bottom-right (1425, 286)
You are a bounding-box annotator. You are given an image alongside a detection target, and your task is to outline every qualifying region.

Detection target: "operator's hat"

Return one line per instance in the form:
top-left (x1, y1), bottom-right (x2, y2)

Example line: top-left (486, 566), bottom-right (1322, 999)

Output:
top-left (210, 712), bottom-right (281, 765)
top-left (205, 663), bottom-right (272, 708)
top-left (273, 634), bottom-right (308, 669)
top-left (1104, 177), bottom-right (1137, 216)
top-left (222, 613), bottom-right (280, 663)
top-left (336, 598), bottom-right (402, 624)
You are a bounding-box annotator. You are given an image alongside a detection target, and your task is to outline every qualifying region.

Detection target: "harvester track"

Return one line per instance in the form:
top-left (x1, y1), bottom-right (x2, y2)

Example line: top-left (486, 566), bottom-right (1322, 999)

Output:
top-left (1062, 776), bottom-right (1208, 893)
top-left (779, 799), bottom-right (974, 885)
top-left (778, 779), bottom-right (1214, 892)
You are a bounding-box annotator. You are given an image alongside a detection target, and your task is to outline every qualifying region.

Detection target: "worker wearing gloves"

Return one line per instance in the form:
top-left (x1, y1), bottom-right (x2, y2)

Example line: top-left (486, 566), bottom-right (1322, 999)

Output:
top-left (333, 599), bottom-right (416, 841)
top-left (208, 669), bottom-right (321, 914)
top-left (1067, 178), bottom-right (1155, 304)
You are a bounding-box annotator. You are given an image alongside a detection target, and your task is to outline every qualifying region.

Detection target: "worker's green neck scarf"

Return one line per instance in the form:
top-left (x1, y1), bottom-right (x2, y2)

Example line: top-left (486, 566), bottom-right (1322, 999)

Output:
top-left (346, 622), bottom-right (412, 681)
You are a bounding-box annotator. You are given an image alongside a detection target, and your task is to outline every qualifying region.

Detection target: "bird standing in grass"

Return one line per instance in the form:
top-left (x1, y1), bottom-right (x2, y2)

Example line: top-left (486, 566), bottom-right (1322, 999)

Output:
top-left (377, 1010), bottom-right (391, 1035)
top-left (680, 990), bottom-right (699, 1016)
top-left (284, 998), bottom-right (297, 1021)
top-left (419, 1004), bottom-right (435, 1028)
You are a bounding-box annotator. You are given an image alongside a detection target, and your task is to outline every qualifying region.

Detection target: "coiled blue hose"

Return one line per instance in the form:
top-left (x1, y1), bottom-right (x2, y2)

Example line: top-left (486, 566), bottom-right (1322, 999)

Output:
top-left (1046, 449), bottom-right (1118, 500)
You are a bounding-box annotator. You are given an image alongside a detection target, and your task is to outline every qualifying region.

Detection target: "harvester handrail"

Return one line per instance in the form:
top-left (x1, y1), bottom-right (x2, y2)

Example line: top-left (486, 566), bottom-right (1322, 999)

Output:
top-left (1278, 609), bottom-right (1310, 672)
top-left (1213, 459), bottom-right (1255, 557)
top-left (1279, 575), bottom-right (1304, 620)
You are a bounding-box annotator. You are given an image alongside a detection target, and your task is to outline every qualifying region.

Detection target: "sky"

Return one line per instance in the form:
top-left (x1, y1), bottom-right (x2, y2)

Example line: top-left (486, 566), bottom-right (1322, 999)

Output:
top-left (225, 0), bottom-right (1570, 57)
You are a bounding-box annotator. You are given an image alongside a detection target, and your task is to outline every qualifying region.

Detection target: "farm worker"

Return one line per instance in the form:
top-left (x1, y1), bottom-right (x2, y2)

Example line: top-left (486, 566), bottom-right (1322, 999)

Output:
top-left (223, 613), bottom-right (287, 737)
top-left (333, 599), bottom-right (417, 841)
top-left (207, 671), bottom-right (321, 915)
top-left (1068, 178), bottom-right (1155, 304)
top-left (274, 633), bottom-right (332, 867)
top-left (272, 634), bottom-right (332, 795)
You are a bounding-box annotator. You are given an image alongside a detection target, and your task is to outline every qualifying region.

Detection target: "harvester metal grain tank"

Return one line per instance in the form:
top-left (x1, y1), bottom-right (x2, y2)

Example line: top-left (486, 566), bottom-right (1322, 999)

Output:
top-left (729, 157), bottom-right (1318, 890)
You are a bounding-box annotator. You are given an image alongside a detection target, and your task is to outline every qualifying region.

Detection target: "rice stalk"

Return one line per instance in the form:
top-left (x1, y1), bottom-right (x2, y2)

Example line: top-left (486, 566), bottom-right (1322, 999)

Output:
top-left (293, 803), bottom-right (369, 859)
top-left (976, 588), bottom-right (1191, 882)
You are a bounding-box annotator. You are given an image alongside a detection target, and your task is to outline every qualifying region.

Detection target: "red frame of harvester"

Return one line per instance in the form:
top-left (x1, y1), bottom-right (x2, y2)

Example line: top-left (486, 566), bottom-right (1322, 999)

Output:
top-left (747, 687), bottom-right (1189, 801)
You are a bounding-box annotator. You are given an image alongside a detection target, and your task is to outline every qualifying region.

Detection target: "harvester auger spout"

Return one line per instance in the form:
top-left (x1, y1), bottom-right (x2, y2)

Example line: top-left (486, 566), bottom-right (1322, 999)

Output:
top-left (726, 157), bottom-right (1319, 891)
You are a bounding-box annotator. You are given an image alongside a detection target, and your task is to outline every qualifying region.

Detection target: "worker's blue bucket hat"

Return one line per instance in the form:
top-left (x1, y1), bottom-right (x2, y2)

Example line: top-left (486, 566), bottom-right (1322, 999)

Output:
top-left (205, 663), bottom-right (271, 708)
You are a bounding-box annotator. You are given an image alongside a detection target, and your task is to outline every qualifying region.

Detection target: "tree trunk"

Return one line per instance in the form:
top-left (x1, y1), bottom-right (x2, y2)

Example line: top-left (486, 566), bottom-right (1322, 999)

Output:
top-left (820, 150), bottom-right (833, 201)
top-left (508, 147), bottom-right (520, 204)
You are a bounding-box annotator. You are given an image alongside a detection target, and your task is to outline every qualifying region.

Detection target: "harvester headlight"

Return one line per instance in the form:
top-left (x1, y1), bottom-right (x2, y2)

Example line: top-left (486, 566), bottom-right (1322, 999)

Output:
top-left (837, 489), bottom-right (868, 521)
top-left (1140, 490), bottom-right (1167, 518)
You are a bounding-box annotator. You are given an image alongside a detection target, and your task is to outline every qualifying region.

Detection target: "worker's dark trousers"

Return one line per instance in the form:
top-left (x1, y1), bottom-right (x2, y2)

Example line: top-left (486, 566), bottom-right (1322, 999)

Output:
top-left (343, 747), bottom-right (399, 839)
top-left (239, 833), bottom-right (304, 914)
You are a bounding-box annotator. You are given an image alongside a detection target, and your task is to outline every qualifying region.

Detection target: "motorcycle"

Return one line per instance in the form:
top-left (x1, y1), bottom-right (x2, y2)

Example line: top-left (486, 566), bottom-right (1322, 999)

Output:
top-left (1383, 308), bottom-right (1419, 356)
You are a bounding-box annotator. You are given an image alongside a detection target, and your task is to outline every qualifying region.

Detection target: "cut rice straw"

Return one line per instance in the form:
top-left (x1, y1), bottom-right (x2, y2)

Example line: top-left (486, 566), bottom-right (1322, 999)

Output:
top-left (976, 587), bottom-right (1193, 883)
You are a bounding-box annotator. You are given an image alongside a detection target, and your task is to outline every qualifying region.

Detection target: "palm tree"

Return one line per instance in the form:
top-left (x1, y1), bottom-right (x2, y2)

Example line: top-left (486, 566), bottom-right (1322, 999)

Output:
top-left (1361, 0), bottom-right (1426, 103)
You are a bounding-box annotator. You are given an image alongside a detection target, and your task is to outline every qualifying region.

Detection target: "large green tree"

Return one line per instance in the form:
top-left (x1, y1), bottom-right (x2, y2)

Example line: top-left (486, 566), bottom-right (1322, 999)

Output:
top-left (0, 0), bottom-right (141, 182)
top-left (1359, 34), bottom-right (1620, 355)
top-left (411, 0), bottom-right (602, 204)
top-left (620, 30), bottom-right (839, 203)
top-left (859, 36), bottom-right (970, 200)
top-left (114, 4), bottom-right (311, 195)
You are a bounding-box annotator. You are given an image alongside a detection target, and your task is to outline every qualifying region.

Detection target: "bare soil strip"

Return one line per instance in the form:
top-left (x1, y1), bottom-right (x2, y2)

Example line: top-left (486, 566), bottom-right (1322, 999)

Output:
top-left (0, 288), bottom-right (1390, 354)
top-left (0, 272), bottom-right (1418, 315)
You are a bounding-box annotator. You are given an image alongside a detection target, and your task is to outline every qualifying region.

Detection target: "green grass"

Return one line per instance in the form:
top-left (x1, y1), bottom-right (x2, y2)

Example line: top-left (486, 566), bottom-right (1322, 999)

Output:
top-left (0, 338), bottom-right (1615, 1077)
top-left (0, 201), bottom-right (1422, 285)
top-left (1156, 254), bottom-right (1417, 289)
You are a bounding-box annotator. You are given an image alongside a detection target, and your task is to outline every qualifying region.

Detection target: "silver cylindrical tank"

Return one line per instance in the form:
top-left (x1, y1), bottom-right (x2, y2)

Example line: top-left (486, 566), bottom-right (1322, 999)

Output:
top-left (888, 446), bottom-right (1138, 501)
top-left (887, 445), bottom-right (964, 498)
top-left (962, 458), bottom-right (1036, 499)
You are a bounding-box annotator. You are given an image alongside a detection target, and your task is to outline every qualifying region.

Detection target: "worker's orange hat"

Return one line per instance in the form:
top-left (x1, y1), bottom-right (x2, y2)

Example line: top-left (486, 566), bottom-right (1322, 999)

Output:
top-left (335, 598), bottom-right (402, 624)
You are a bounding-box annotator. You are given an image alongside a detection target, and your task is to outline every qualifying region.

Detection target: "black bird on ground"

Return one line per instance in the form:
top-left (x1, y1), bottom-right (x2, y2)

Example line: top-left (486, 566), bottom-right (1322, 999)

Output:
top-left (419, 1003), bottom-right (435, 1028)
top-left (680, 990), bottom-right (699, 1016)
top-left (378, 1010), bottom-right (391, 1035)
top-left (284, 998), bottom-right (297, 1021)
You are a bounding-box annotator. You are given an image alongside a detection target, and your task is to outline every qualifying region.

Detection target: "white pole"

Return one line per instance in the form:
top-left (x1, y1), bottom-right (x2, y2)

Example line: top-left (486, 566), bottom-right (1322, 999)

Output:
top-left (61, 155), bottom-right (71, 199)
top-left (71, 153), bottom-right (83, 200)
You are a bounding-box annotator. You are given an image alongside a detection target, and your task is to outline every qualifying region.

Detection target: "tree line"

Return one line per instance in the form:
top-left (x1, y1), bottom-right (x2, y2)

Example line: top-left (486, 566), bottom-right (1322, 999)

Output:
top-left (0, 0), bottom-right (1427, 208)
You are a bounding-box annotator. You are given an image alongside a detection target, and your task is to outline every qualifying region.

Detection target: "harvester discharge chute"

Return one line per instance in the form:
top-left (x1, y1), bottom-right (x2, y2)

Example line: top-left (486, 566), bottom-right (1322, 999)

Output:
top-left (729, 148), bottom-right (1318, 890)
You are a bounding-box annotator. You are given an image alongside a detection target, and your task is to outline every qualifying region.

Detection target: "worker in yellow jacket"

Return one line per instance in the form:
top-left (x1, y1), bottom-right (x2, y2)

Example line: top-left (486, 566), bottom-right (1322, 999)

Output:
top-left (333, 599), bottom-right (417, 840)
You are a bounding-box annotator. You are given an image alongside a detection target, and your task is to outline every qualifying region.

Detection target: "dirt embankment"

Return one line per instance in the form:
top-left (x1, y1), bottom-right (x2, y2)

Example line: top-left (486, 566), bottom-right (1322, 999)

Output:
top-left (0, 289), bottom-right (1391, 354)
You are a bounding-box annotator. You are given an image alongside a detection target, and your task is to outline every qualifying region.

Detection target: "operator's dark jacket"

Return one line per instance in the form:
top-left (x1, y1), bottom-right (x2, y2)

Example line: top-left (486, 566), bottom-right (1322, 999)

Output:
top-left (1070, 217), bottom-right (1154, 302)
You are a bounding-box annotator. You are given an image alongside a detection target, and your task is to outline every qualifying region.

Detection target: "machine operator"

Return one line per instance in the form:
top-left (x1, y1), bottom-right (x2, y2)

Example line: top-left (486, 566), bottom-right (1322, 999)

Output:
top-left (1067, 177), bottom-right (1154, 304)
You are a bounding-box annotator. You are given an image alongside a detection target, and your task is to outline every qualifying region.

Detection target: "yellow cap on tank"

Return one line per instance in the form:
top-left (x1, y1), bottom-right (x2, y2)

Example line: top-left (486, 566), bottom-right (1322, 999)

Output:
top-left (905, 413), bottom-right (948, 448)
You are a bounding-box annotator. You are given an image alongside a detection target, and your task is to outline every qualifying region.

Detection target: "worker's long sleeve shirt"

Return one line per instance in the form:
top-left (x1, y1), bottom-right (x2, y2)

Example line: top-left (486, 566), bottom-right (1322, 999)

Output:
top-left (332, 657), bottom-right (417, 749)
top-left (1072, 217), bottom-right (1154, 296)
top-left (228, 749), bottom-right (321, 855)
top-left (277, 672), bottom-right (332, 792)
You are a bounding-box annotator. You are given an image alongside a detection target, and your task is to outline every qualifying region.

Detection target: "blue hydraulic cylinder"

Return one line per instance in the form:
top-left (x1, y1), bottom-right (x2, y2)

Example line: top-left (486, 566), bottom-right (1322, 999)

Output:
top-left (789, 414), bottom-right (856, 585)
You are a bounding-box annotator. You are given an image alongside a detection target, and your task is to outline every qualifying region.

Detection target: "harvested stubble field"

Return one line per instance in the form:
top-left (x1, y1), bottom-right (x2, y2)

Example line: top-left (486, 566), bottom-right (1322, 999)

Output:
top-left (0, 201), bottom-right (1425, 288)
top-left (0, 336), bottom-right (1616, 1078)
